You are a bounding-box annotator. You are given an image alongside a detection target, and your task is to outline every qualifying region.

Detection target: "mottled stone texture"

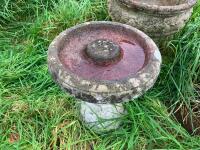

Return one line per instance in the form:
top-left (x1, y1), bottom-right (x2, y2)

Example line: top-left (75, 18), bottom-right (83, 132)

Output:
top-left (80, 101), bottom-right (125, 132)
top-left (48, 21), bottom-right (162, 104)
top-left (108, 0), bottom-right (196, 42)
top-left (86, 39), bottom-right (121, 66)
top-left (48, 21), bottom-right (162, 132)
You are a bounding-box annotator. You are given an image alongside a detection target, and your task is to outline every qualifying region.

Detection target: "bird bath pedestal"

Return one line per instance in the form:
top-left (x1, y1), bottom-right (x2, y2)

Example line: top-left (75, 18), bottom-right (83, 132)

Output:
top-left (48, 21), bottom-right (162, 132)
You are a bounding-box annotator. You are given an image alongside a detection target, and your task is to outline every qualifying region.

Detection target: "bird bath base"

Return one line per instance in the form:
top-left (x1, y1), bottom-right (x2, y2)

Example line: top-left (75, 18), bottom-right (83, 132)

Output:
top-left (80, 101), bottom-right (125, 132)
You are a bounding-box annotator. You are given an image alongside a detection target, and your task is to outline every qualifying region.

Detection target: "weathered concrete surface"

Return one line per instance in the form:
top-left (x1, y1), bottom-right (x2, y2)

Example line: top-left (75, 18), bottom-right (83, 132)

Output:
top-left (80, 101), bottom-right (125, 132)
top-left (86, 39), bottom-right (121, 66)
top-left (48, 21), bottom-right (162, 104)
top-left (108, 0), bottom-right (196, 42)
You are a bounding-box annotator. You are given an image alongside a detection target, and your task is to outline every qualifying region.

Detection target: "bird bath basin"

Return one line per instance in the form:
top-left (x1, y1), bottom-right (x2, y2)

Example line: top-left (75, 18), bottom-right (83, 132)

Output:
top-left (108, 0), bottom-right (197, 42)
top-left (48, 21), bottom-right (162, 132)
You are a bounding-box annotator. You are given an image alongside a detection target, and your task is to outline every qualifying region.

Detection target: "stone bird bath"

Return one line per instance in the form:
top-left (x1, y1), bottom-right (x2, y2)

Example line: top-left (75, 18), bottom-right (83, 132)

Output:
top-left (48, 21), bottom-right (162, 132)
top-left (108, 0), bottom-right (197, 42)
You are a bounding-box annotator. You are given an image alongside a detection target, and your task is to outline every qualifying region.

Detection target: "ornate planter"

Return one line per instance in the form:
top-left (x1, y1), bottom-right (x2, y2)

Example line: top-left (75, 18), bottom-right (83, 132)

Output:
top-left (48, 21), bottom-right (162, 132)
top-left (108, 0), bottom-right (197, 42)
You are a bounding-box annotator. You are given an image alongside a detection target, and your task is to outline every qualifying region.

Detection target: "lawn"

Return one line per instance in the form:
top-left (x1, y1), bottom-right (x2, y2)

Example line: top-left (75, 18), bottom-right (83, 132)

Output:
top-left (0, 0), bottom-right (200, 149)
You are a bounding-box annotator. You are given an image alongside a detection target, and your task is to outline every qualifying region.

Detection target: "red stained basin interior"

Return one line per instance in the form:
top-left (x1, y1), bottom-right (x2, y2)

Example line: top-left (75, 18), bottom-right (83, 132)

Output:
top-left (59, 28), bottom-right (147, 81)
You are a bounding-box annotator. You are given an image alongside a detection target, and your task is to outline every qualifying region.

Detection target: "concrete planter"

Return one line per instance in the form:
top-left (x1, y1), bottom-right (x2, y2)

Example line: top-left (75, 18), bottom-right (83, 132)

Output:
top-left (108, 0), bottom-right (197, 42)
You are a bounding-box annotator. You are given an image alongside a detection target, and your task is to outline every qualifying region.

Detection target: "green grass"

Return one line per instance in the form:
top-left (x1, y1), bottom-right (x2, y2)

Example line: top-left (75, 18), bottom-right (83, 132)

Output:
top-left (0, 0), bottom-right (199, 149)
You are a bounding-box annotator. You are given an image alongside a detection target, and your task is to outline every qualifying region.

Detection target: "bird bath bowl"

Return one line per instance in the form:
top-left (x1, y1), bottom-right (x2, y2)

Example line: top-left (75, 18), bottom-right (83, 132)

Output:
top-left (108, 0), bottom-right (197, 42)
top-left (48, 21), bottom-right (162, 132)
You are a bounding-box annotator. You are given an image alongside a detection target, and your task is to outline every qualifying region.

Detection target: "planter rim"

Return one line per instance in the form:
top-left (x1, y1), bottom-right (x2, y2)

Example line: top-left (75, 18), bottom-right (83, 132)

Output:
top-left (119, 0), bottom-right (197, 14)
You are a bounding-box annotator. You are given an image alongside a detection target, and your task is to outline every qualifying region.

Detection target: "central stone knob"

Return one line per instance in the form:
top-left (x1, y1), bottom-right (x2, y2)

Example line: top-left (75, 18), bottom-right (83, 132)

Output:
top-left (86, 39), bottom-right (121, 65)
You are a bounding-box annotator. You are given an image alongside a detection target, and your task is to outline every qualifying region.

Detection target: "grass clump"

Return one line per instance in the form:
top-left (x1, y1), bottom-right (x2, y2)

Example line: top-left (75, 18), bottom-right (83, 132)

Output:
top-left (0, 0), bottom-right (200, 149)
